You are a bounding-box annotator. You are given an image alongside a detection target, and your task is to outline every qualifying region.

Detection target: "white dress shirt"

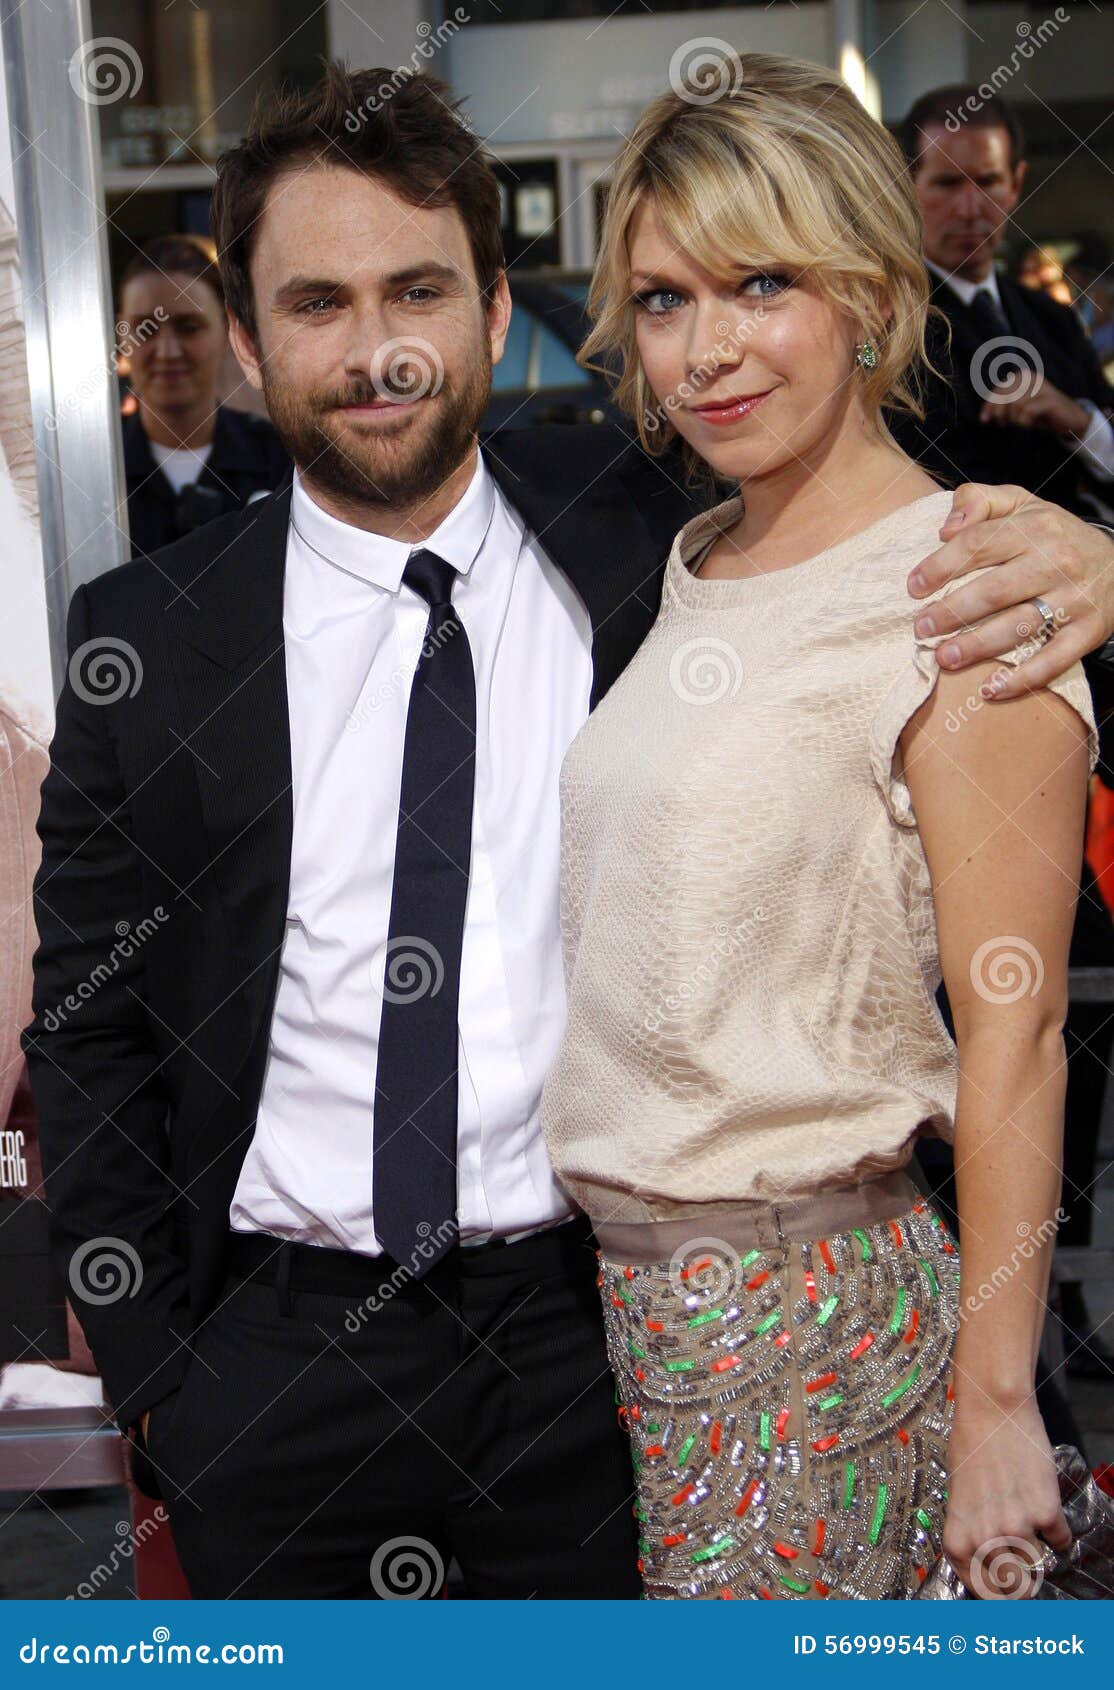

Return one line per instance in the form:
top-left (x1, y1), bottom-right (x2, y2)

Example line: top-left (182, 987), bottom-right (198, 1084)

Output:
top-left (926, 257), bottom-right (1114, 483)
top-left (228, 450), bottom-right (594, 1254)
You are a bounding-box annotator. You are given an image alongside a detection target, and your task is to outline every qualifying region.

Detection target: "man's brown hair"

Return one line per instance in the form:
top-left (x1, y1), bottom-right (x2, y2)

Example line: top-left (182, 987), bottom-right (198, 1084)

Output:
top-left (210, 62), bottom-right (505, 339)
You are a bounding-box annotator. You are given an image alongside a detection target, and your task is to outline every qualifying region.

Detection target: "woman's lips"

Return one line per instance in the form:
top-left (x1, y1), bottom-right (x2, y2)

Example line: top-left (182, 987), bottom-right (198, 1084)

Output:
top-left (690, 388), bottom-right (773, 426)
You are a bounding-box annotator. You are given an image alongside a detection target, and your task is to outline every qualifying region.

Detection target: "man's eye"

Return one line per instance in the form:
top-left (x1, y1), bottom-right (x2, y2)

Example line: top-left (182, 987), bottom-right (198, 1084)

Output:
top-left (401, 287), bottom-right (438, 304)
top-left (299, 298), bottom-right (336, 315)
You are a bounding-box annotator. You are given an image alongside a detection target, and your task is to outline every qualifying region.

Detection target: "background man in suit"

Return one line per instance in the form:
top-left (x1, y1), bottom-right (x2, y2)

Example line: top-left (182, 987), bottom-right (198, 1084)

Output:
top-left (22, 64), bottom-right (1114, 1600)
top-left (891, 86), bottom-right (1114, 523)
top-left (118, 236), bottom-right (289, 559)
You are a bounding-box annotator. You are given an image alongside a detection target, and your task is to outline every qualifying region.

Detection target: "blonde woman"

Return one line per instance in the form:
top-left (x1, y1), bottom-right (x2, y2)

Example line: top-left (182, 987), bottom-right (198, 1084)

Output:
top-left (539, 51), bottom-right (1095, 1600)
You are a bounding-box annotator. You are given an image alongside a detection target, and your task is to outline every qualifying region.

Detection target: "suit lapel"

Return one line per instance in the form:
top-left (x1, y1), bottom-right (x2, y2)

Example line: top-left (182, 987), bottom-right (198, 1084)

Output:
top-left (480, 429), bottom-right (676, 705)
top-left (164, 485), bottom-right (294, 1070)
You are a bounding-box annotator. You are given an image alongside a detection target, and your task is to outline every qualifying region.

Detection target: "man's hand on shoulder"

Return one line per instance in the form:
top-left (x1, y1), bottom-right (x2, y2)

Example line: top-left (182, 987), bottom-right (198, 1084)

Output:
top-left (905, 482), bottom-right (1114, 697)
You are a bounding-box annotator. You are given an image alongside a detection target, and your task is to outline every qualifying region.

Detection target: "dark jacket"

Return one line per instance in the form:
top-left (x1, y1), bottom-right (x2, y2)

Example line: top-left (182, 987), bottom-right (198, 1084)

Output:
top-left (122, 404), bottom-right (291, 559)
top-left (21, 423), bottom-right (709, 1472)
top-left (886, 268), bottom-right (1114, 522)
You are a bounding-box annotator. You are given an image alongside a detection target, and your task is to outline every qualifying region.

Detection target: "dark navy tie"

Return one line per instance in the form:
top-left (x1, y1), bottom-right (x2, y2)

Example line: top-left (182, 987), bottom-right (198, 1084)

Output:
top-left (372, 548), bottom-right (475, 1277)
top-left (968, 286), bottom-right (1013, 341)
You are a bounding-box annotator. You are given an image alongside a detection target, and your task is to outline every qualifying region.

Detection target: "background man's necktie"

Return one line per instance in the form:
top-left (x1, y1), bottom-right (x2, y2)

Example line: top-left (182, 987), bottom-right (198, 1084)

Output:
top-left (967, 285), bottom-right (1013, 342)
top-left (372, 547), bottom-right (476, 1277)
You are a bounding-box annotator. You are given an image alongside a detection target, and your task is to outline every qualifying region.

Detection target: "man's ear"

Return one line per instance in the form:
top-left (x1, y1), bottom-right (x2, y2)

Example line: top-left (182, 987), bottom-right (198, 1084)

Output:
top-left (228, 312), bottom-right (265, 393)
top-left (487, 270), bottom-right (513, 370)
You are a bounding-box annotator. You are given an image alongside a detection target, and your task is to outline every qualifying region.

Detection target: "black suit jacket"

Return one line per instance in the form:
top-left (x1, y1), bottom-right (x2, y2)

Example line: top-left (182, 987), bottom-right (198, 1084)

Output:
top-left (122, 404), bottom-right (291, 560)
top-left (886, 269), bottom-right (1114, 520)
top-left (20, 423), bottom-right (711, 1443)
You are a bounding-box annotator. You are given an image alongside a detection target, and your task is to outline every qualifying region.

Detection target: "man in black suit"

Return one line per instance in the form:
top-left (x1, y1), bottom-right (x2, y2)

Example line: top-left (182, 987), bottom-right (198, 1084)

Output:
top-left (22, 64), bottom-right (1114, 1599)
top-left (118, 236), bottom-right (289, 559)
top-left (890, 86), bottom-right (1114, 523)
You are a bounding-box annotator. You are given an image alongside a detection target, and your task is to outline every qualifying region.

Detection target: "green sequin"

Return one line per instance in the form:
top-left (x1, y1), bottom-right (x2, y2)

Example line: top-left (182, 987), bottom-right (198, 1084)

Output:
top-left (755, 1309), bottom-right (782, 1337)
top-left (816, 1294), bottom-right (839, 1326)
top-left (868, 1483), bottom-right (889, 1544)
top-left (688, 1307), bottom-right (724, 1328)
top-left (818, 1392), bottom-right (844, 1411)
top-left (916, 1508), bottom-right (933, 1531)
top-left (780, 1574), bottom-right (812, 1593)
top-left (880, 1363), bottom-right (922, 1408)
top-left (759, 1411), bottom-right (771, 1450)
top-left (852, 1227), bottom-right (872, 1262)
top-left (691, 1534), bottom-right (736, 1564)
top-left (629, 1342), bottom-right (646, 1359)
top-left (677, 1432), bottom-right (696, 1466)
top-left (741, 1249), bottom-right (762, 1268)
top-left (919, 1258), bottom-right (940, 1295)
top-left (842, 1461), bottom-right (856, 1508)
top-left (888, 1286), bottom-right (907, 1335)
top-left (665, 1358), bottom-right (695, 1372)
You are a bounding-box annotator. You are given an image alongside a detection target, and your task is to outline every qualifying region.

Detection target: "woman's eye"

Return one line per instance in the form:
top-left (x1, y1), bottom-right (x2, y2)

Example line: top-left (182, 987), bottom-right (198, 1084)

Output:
top-left (634, 288), bottom-right (684, 316)
top-left (740, 272), bottom-right (792, 298)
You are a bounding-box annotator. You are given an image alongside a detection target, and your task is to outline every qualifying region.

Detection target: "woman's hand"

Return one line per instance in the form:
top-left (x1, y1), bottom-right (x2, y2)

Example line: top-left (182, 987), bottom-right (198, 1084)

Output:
top-left (942, 1398), bottom-right (1072, 1598)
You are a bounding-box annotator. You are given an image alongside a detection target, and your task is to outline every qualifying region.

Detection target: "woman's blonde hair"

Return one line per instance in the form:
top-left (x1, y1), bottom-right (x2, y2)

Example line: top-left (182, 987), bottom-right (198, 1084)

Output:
top-left (579, 50), bottom-right (948, 488)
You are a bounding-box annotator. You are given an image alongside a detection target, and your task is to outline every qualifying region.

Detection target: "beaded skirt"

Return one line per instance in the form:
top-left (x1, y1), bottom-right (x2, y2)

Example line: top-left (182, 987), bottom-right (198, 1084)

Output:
top-left (598, 1194), bottom-right (961, 1599)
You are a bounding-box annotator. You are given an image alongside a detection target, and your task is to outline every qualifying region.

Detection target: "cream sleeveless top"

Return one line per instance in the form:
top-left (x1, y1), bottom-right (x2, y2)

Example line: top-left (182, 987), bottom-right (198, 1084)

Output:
top-left (539, 489), bottom-right (1099, 1224)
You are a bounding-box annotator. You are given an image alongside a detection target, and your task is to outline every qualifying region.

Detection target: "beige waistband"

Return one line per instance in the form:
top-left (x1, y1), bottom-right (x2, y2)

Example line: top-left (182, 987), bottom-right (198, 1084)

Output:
top-left (592, 1168), bottom-right (923, 1263)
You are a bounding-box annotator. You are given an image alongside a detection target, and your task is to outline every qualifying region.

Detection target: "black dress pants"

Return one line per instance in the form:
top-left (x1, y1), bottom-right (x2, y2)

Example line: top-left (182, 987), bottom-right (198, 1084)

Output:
top-left (144, 1216), bottom-right (641, 1598)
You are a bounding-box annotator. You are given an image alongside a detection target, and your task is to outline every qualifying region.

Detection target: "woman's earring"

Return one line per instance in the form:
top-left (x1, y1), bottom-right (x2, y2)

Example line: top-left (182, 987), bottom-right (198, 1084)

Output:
top-left (854, 340), bottom-right (879, 370)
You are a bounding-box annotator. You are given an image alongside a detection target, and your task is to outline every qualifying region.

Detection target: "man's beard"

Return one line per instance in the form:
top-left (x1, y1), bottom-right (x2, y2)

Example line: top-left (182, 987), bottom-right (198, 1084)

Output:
top-left (261, 343), bottom-right (492, 514)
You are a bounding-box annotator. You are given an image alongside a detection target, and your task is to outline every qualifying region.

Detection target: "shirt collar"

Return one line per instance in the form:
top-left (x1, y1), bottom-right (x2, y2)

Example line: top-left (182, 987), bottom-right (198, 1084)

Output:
top-left (926, 256), bottom-right (1004, 310)
top-left (288, 448), bottom-right (496, 592)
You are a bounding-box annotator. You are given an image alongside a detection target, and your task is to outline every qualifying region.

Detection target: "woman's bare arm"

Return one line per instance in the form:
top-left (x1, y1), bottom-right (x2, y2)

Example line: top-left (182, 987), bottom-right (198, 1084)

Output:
top-left (900, 654), bottom-right (1090, 1595)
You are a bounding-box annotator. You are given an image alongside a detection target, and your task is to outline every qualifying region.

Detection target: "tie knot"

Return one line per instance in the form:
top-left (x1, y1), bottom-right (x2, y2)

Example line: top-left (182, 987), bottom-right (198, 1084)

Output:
top-left (404, 547), bottom-right (457, 608)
